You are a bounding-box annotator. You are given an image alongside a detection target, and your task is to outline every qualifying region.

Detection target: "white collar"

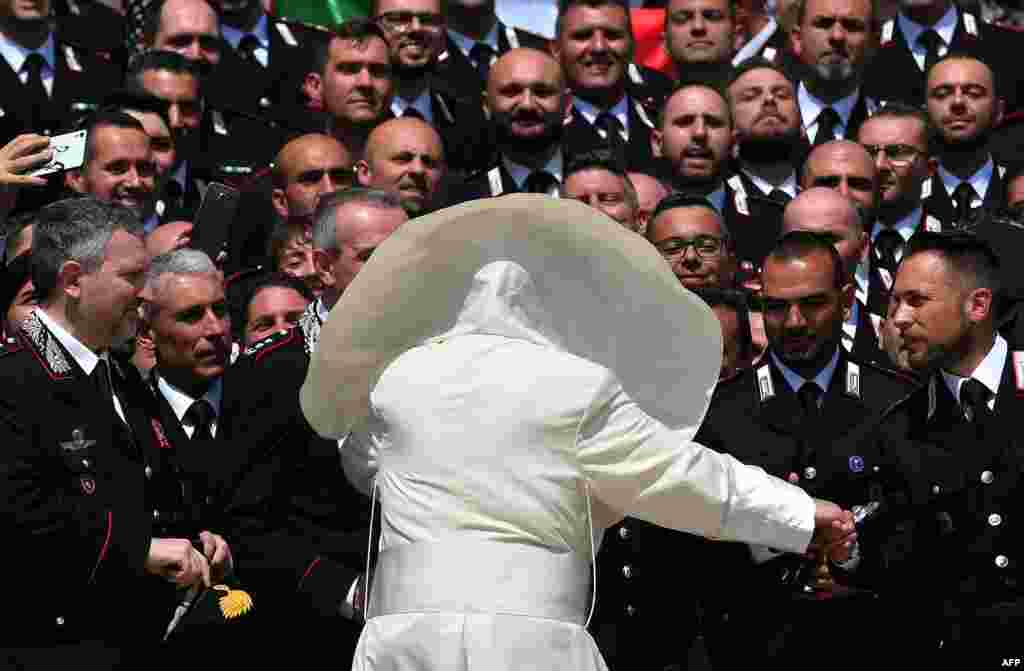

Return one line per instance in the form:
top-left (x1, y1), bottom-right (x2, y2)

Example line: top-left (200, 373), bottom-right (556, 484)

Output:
top-left (897, 4), bottom-right (958, 49)
top-left (221, 12), bottom-right (269, 50)
top-left (572, 95), bottom-right (630, 136)
top-left (34, 308), bottom-right (99, 375)
top-left (797, 81), bottom-right (860, 134)
top-left (447, 23), bottom-right (500, 58)
top-left (770, 346), bottom-right (841, 396)
top-left (504, 149), bottom-right (564, 190)
top-left (872, 206), bottom-right (921, 244)
top-left (743, 169), bottom-right (798, 198)
top-left (0, 30), bottom-right (56, 76)
top-left (316, 296), bottom-right (330, 322)
top-left (156, 372), bottom-right (223, 423)
top-left (391, 89), bottom-right (434, 124)
top-left (854, 258), bottom-right (869, 304)
top-left (941, 333), bottom-right (1006, 407)
top-left (938, 156), bottom-right (993, 202)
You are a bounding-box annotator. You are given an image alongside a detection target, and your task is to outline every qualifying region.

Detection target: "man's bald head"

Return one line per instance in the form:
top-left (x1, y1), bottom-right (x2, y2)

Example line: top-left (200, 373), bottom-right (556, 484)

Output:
top-left (485, 48), bottom-right (566, 154)
top-left (272, 134), bottom-right (354, 219)
top-left (488, 48), bottom-right (564, 95)
top-left (357, 118), bottom-right (446, 215)
top-left (783, 186), bottom-right (867, 278)
top-left (801, 140), bottom-right (878, 214)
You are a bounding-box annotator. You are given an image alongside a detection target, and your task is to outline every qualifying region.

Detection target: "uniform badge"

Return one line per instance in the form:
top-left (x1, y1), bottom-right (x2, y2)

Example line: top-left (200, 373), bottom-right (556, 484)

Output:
top-left (627, 63), bottom-right (644, 86)
top-left (60, 427), bottom-right (95, 453)
top-left (845, 361), bottom-right (861, 399)
top-left (151, 418), bottom-right (171, 450)
top-left (848, 455), bottom-right (865, 473)
top-left (63, 46), bottom-right (83, 73)
top-left (755, 364), bottom-right (775, 402)
top-left (80, 475), bottom-right (96, 495)
top-left (487, 167), bottom-right (504, 196)
top-left (963, 13), bottom-right (978, 37)
top-left (787, 471), bottom-right (800, 484)
top-left (633, 100), bottom-right (655, 130)
top-left (0, 107), bottom-right (5, 118)
top-left (727, 175), bottom-right (750, 216)
top-left (214, 584), bottom-right (254, 619)
top-left (275, 21), bottom-right (299, 47)
top-left (762, 47), bottom-right (777, 62)
top-left (504, 25), bottom-right (520, 50)
top-left (881, 20), bottom-right (894, 46)
top-left (998, 165), bottom-right (1007, 179)
top-left (155, 199), bottom-right (166, 217)
top-left (1012, 351), bottom-right (1024, 395)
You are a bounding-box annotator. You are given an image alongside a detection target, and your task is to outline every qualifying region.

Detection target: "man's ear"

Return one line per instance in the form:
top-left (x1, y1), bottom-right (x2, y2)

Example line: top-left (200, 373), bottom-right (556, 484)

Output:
top-left (65, 168), bottom-right (87, 195)
top-left (355, 160), bottom-right (372, 186)
top-left (966, 287), bottom-right (995, 324)
top-left (303, 72), bottom-right (323, 110)
top-left (313, 248), bottom-right (336, 289)
top-left (57, 260), bottom-right (84, 302)
top-left (271, 187), bottom-right (289, 219)
top-left (651, 129), bottom-right (664, 158)
top-left (790, 24), bottom-right (802, 59)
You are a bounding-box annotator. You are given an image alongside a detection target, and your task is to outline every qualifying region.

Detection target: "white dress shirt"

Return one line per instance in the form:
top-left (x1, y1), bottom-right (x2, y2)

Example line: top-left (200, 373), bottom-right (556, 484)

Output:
top-left (391, 89), bottom-right (434, 124)
top-left (572, 95), bottom-right (630, 141)
top-left (222, 13), bottom-right (270, 67)
top-left (504, 149), bottom-right (564, 195)
top-left (34, 308), bottom-right (126, 422)
top-left (156, 373), bottom-right (223, 439)
top-left (938, 157), bottom-right (993, 208)
top-left (798, 82), bottom-right (860, 144)
top-left (897, 5), bottom-right (958, 71)
top-left (0, 31), bottom-right (56, 96)
top-left (448, 23), bottom-right (500, 61)
top-left (771, 347), bottom-right (841, 399)
top-left (942, 333), bottom-right (1006, 413)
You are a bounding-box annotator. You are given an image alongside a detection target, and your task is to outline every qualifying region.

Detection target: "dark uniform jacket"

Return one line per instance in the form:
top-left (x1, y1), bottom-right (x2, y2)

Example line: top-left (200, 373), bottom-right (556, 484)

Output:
top-left (693, 348), bottom-right (916, 668)
top-left (865, 10), bottom-right (1023, 113)
top-left (857, 344), bottom-right (1024, 663)
top-left (719, 170), bottom-right (787, 275)
top-left (434, 23), bottom-right (549, 99)
top-left (53, 0), bottom-right (127, 66)
top-left (0, 312), bottom-right (203, 665)
top-left (861, 205), bottom-right (947, 317)
top-left (922, 160), bottom-right (1009, 229)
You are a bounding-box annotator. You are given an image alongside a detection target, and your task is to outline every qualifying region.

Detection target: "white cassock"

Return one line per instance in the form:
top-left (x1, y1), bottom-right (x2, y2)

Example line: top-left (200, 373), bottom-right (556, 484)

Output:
top-left (337, 264), bottom-right (814, 671)
top-left (300, 197), bottom-right (818, 671)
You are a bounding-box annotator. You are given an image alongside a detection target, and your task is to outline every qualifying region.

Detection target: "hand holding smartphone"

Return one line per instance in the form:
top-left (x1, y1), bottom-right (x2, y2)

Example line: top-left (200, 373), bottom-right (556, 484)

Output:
top-left (25, 129), bottom-right (87, 177)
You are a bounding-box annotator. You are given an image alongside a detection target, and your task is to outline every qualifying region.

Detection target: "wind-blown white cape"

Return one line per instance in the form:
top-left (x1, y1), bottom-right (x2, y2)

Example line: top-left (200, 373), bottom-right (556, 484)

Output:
top-left (300, 196), bottom-right (815, 671)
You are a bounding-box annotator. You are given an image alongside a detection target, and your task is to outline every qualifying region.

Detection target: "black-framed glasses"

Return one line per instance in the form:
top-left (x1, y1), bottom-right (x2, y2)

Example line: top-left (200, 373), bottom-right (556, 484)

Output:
top-left (377, 11), bottom-right (444, 30)
top-left (861, 143), bottom-right (923, 165)
top-left (654, 235), bottom-right (723, 258)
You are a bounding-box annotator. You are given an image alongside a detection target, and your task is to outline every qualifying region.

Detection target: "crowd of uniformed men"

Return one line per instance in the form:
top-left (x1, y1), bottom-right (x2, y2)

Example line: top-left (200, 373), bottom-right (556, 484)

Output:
top-left (1, 0), bottom-right (1023, 667)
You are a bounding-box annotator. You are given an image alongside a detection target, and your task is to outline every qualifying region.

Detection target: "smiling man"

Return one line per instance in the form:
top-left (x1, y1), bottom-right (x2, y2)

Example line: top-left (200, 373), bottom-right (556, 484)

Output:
top-left (647, 193), bottom-right (737, 289)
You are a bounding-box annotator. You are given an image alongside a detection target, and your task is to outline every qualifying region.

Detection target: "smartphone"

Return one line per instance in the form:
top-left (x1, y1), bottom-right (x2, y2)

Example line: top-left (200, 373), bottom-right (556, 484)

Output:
top-left (189, 182), bottom-right (241, 268)
top-left (26, 129), bottom-right (87, 177)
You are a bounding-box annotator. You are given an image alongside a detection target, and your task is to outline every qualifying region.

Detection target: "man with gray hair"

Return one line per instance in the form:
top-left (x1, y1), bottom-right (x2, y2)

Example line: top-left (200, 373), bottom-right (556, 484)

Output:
top-left (0, 197), bottom-right (229, 665)
top-left (139, 247), bottom-right (231, 450)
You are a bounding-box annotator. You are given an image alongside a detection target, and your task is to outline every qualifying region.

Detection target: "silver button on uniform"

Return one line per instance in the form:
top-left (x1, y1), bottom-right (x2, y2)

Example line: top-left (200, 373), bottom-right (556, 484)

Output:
top-left (618, 526), bottom-right (630, 540)
top-left (144, 466), bottom-right (152, 479)
top-left (988, 513), bottom-right (1002, 527)
top-left (625, 605), bottom-right (636, 616)
top-left (82, 459), bottom-right (90, 469)
top-left (932, 484), bottom-right (941, 495)
top-left (153, 510), bottom-right (161, 520)
top-left (803, 467), bottom-right (817, 480)
top-left (996, 555), bottom-right (1009, 569)
top-left (56, 616), bottom-right (64, 626)
top-left (622, 565), bottom-right (633, 579)
top-left (981, 470), bottom-right (994, 484)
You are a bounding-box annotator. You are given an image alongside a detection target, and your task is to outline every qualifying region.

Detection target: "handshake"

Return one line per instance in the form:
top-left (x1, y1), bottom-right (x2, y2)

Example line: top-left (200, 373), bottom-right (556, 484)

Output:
top-left (810, 499), bottom-right (860, 564)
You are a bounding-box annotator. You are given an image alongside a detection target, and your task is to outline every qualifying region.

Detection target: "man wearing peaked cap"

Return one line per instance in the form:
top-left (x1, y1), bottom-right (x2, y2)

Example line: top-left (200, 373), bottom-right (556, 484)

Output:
top-left (300, 194), bottom-right (860, 671)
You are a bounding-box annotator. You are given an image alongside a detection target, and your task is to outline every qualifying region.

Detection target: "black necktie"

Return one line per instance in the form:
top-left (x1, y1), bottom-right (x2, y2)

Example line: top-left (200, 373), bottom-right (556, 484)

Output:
top-left (797, 381), bottom-right (822, 418)
top-left (238, 34), bottom-right (263, 67)
top-left (953, 182), bottom-right (976, 228)
top-left (524, 170), bottom-right (558, 194)
top-left (874, 227), bottom-right (904, 273)
top-left (917, 29), bottom-right (942, 75)
top-left (768, 188), bottom-right (791, 205)
top-left (814, 107), bottom-right (840, 146)
top-left (23, 53), bottom-right (49, 132)
top-left (185, 399), bottom-right (215, 442)
top-left (595, 112), bottom-right (625, 161)
top-left (93, 357), bottom-right (113, 406)
top-left (960, 378), bottom-right (991, 424)
top-left (469, 42), bottom-right (495, 84)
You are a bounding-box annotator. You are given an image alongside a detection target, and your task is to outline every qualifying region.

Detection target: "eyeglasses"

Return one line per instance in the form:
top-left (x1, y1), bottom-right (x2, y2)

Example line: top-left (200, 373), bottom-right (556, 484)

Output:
top-left (377, 11), bottom-right (444, 30)
top-left (861, 143), bottom-right (923, 166)
top-left (654, 235), bottom-right (723, 258)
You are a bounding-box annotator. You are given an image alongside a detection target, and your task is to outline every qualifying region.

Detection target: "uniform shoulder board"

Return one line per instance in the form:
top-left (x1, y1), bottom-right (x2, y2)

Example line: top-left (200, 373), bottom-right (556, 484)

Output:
top-left (243, 328), bottom-right (298, 361)
top-left (754, 363), bottom-right (775, 402)
top-left (726, 175), bottom-right (750, 215)
top-left (487, 166), bottom-right (504, 196)
top-left (433, 91), bottom-right (455, 124)
top-left (275, 21), bottom-right (299, 47)
top-left (963, 13), bottom-right (979, 37)
top-left (881, 19), bottom-right (894, 45)
top-left (920, 177), bottom-right (932, 200)
top-left (633, 99), bottom-right (655, 130)
top-left (63, 45), bottom-right (84, 73)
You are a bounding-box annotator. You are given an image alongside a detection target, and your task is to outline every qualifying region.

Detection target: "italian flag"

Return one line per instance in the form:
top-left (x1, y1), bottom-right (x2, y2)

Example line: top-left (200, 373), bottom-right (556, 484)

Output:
top-left (272, 0), bottom-right (371, 27)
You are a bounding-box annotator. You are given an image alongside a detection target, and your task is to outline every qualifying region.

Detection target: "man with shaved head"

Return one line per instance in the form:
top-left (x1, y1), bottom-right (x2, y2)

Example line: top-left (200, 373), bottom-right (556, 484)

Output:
top-left (451, 48), bottom-right (568, 201)
top-left (782, 187), bottom-right (890, 367)
top-left (272, 134), bottom-right (355, 221)
top-left (356, 117), bottom-right (446, 215)
top-left (801, 140), bottom-right (879, 218)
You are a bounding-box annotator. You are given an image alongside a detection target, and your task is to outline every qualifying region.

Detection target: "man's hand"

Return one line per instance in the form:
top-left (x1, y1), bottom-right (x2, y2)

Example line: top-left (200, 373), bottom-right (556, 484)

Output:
top-left (145, 538), bottom-right (211, 588)
top-left (198, 531), bottom-right (233, 584)
top-left (811, 498), bottom-right (857, 563)
top-left (0, 134), bottom-right (51, 189)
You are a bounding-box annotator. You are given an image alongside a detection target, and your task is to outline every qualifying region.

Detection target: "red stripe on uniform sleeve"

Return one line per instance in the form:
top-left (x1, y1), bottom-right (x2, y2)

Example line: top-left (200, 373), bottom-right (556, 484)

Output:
top-left (88, 511), bottom-right (113, 585)
top-left (297, 557), bottom-right (321, 590)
